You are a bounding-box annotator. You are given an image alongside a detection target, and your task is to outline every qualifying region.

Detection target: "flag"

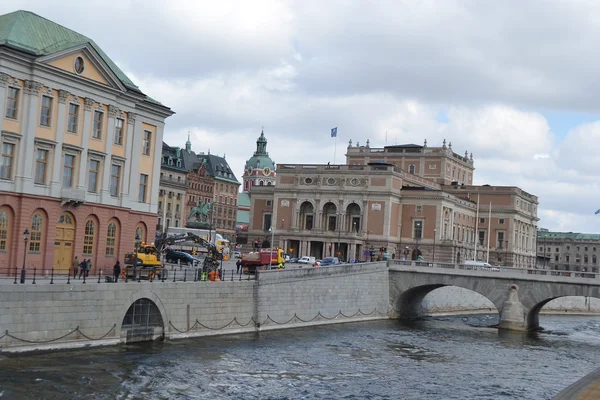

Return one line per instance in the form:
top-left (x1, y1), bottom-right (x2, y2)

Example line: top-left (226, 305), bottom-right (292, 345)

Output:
top-left (596, 209), bottom-right (600, 215)
top-left (331, 127), bottom-right (337, 138)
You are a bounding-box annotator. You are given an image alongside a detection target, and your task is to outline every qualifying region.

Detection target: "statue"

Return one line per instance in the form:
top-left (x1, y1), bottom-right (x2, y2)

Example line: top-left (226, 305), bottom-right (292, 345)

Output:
top-left (186, 199), bottom-right (211, 229)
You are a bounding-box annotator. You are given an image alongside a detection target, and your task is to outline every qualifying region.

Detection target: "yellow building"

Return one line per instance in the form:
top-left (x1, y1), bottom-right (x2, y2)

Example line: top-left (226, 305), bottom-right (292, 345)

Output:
top-left (0, 10), bottom-right (173, 274)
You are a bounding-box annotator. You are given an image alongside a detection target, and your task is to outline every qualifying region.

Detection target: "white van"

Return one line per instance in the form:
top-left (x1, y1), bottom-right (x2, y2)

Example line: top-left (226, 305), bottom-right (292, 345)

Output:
top-left (460, 260), bottom-right (499, 271)
top-left (298, 256), bottom-right (316, 265)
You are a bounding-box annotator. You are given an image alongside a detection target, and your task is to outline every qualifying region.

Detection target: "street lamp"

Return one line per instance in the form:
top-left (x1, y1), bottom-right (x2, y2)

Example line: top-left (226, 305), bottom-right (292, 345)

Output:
top-left (433, 228), bottom-right (437, 263)
top-left (337, 213), bottom-right (341, 260)
top-left (20, 229), bottom-right (29, 283)
top-left (269, 226), bottom-right (274, 270)
top-left (133, 233), bottom-right (141, 280)
top-left (505, 240), bottom-right (508, 267)
top-left (398, 224), bottom-right (402, 260)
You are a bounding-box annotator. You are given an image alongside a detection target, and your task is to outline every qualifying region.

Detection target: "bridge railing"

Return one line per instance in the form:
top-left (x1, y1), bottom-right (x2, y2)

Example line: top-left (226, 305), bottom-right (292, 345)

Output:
top-left (389, 260), bottom-right (600, 280)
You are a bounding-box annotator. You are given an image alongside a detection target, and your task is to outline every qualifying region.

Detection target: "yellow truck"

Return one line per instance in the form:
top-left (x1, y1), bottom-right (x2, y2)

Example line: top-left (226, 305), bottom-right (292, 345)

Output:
top-left (124, 244), bottom-right (166, 280)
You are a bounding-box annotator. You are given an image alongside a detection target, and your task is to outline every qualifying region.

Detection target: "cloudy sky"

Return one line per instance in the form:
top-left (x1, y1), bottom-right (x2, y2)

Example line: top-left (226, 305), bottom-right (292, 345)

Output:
top-left (5, 0), bottom-right (600, 232)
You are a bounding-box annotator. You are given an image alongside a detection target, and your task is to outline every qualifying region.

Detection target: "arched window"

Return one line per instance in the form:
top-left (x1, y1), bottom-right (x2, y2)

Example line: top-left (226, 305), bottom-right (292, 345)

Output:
top-left (106, 222), bottom-right (117, 256)
top-left (29, 213), bottom-right (43, 252)
top-left (83, 219), bottom-right (95, 255)
top-left (408, 164), bottom-right (415, 174)
top-left (0, 210), bottom-right (8, 251)
top-left (267, 182), bottom-right (272, 186)
top-left (259, 181), bottom-right (264, 186)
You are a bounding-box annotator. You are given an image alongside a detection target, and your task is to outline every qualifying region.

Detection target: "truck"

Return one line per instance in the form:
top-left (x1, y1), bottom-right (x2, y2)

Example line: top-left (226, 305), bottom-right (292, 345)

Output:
top-left (241, 248), bottom-right (286, 274)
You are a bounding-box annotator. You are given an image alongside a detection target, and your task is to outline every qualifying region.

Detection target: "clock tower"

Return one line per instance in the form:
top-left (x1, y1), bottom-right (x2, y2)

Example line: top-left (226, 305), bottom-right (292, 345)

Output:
top-left (242, 129), bottom-right (276, 193)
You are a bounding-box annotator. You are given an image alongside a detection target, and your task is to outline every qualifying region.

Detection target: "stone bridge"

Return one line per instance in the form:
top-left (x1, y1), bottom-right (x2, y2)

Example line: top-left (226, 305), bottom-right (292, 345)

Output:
top-left (389, 261), bottom-right (600, 330)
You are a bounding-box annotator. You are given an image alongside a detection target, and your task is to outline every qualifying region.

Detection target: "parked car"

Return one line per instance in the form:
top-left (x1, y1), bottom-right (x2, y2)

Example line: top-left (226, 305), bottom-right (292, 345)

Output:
top-left (320, 257), bottom-right (340, 266)
top-left (298, 256), bottom-right (316, 264)
top-left (233, 251), bottom-right (242, 259)
top-left (165, 250), bottom-right (199, 266)
top-left (289, 257), bottom-right (299, 263)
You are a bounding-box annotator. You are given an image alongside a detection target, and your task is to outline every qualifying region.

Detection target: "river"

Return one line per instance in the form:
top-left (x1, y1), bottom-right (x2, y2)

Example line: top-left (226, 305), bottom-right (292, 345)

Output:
top-left (0, 314), bottom-right (599, 400)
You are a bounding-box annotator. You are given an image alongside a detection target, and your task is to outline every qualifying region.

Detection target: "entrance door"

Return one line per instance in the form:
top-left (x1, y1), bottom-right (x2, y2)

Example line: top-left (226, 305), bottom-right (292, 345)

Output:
top-left (53, 212), bottom-right (76, 273)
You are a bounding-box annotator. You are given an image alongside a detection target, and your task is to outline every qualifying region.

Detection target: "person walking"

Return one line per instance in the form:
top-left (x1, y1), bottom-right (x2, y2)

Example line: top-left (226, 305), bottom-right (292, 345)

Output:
top-left (113, 261), bottom-right (121, 283)
top-left (86, 259), bottom-right (92, 277)
top-left (78, 258), bottom-right (87, 279)
top-left (236, 259), bottom-right (242, 274)
top-left (72, 256), bottom-right (79, 278)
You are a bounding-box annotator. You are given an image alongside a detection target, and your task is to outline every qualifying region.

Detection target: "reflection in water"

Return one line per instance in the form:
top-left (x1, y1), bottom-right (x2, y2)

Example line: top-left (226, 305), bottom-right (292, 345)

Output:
top-left (0, 315), bottom-right (599, 399)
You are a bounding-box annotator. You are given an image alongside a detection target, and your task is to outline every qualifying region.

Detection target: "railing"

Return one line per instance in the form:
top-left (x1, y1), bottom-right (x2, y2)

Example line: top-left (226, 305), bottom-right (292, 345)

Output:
top-left (389, 260), bottom-right (600, 280)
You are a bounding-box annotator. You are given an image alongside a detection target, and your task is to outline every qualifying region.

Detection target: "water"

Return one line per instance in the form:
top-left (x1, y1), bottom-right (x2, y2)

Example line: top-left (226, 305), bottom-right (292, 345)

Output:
top-left (1, 315), bottom-right (599, 400)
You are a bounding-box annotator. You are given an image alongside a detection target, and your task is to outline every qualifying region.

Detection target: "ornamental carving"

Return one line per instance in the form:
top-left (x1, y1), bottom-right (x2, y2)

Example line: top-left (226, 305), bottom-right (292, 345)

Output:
top-left (108, 105), bottom-right (119, 118)
top-left (58, 90), bottom-right (70, 104)
top-left (128, 112), bottom-right (136, 125)
top-left (0, 73), bottom-right (10, 85)
top-left (43, 87), bottom-right (53, 96)
top-left (23, 80), bottom-right (43, 95)
top-left (84, 97), bottom-right (95, 111)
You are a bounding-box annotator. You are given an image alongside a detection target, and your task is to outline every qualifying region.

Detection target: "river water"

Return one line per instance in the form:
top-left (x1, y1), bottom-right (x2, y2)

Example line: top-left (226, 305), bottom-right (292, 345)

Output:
top-left (1, 314), bottom-right (599, 400)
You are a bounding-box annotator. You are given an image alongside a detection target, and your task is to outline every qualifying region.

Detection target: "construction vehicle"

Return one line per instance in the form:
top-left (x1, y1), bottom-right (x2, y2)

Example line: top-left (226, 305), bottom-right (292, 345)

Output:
top-left (124, 233), bottom-right (222, 280)
top-left (241, 248), bottom-right (286, 274)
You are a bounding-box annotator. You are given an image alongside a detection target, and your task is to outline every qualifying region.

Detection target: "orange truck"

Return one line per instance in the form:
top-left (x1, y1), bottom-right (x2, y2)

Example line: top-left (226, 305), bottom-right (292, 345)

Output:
top-left (241, 248), bottom-right (286, 274)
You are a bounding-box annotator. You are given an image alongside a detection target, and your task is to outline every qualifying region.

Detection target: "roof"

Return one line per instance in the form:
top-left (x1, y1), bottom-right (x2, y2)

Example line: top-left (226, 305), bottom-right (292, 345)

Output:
top-left (161, 142), bottom-right (187, 172)
top-left (0, 10), bottom-right (140, 93)
top-left (237, 192), bottom-right (251, 207)
top-left (537, 231), bottom-right (600, 241)
top-left (384, 144), bottom-right (423, 149)
top-left (236, 210), bottom-right (250, 225)
top-left (198, 154), bottom-right (240, 184)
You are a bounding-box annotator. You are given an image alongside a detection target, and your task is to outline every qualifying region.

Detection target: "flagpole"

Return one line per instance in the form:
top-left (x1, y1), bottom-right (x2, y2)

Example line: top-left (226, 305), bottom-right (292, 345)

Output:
top-left (473, 194), bottom-right (480, 261)
top-left (486, 201), bottom-right (491, 263)
top-left (333, 135), bottom-right (337, 165)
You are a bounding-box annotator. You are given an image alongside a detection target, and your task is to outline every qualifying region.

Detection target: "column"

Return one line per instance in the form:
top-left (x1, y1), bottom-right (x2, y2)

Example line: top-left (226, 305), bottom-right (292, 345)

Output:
top-left (362, 201), bottom-right (369, 234)
top-left (16, 80), bottom-right (43, 193)
top-left (50, 90), bottom-right (69, 196)
top-left (77, 97), bottom-right (94, 190)
top-left (294, 209), bottom-right (300, 229)
top-left (149, 122), bottom-right (165, 210)
top-left (0, 73), bottom-right (9, 133)
top-left (101, 105), bottom-right (117, 201)
top-left (121, 112), bottom-right (136, 205)
top-left (307, 241), bottom-right (311, 257)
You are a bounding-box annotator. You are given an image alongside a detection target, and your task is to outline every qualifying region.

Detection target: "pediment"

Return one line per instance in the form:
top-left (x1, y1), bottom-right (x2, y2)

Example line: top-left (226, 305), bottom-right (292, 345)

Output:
top-left (37, 44), bottom-right (126, 91)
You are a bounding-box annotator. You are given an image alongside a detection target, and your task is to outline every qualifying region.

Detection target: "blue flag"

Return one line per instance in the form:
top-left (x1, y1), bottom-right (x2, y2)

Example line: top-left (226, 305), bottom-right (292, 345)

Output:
top-left (331, 127), bottom-right (337, 138)
top-left (596, 209), bottom-right (600, 215)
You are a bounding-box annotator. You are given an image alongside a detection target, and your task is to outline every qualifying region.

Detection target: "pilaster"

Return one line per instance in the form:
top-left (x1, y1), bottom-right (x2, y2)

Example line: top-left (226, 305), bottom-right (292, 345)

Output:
top-left (0, 73), bottom-right (9, 133)
top-left (16, 79), bottom-right (43, 193)
top-left (149, 122), bottom-right (165, 211)
top-left (101, 105), bottom-right (118, 201)
top-left (121, 112), bottom-right (135, 206)
top-left (50, 90), bottom-right (69, 196)
top-left (127, 114), bottom-right (143, 208)
top-left (77, 97), bottom-right (94, 190)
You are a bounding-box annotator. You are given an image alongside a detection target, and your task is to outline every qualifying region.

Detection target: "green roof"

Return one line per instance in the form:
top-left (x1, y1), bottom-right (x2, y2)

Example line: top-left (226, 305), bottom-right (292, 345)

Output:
top-left (237, 192), bottom-right (251, 207)
top-left (0, 10), bottom-right (140, 92)
top-left (537, 231), bottom-right (600, 241)
top-left (236, 210), bottom-right (250, 225)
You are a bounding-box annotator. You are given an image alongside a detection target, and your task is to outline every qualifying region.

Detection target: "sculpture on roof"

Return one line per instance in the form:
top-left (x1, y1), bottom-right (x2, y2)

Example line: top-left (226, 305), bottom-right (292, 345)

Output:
top-left (187, 199), bottom-right (211, 229)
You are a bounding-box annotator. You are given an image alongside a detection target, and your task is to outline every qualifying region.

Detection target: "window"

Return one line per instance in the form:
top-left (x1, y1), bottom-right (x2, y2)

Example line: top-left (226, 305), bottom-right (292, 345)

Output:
top-left (594, 255), bottom-right (597, 264)
top-left (585, 255), bottom-right (589, 263)
top-left (88, 159), bottom-right (99, 192)
top-left (106, 222), bottom-right (116, 256)
top-left (110, 164), bottom-right (121, 196)
top-left (0, 142), bottom-right (14, 180)
top-left (63, 154), bottom-right (75, 188)
top-left (142, 130), bottom-right (151, 155)
top-left (566, 255), bottom-right (570, 262)
top-left (0, 210), bottom-right (8, 251)
top-left (34, 149), bottom-right (48, 184)
top-left (556, 248), bottom-right (559, 252)
top-left (585, 246), bottom-right (589, 252)
top-left (138, 174), bottom-right (148, 202)
top-left (114, 118), bottom-right (124, 145)
top-left (135, 226), bottom-right (143, 242)
top-left (83, 219), bottom-right (95, 255)
top-left (429, 164), bottom-right (436, 170)
top-left (408, 164), bottom-right (415, 174)
top-left (478, 230), bottom-right (485, 246)
top-left (555, 255), bottom-right (559, 262)
top-left (567, 246), bottom-right (570, 251)
top-left (29, 213), bottom-right (43, 253)
top-left (497, 231), bottom-right (505, 248)
top-left (480, 218), bottom-right (485, 224)
top-left (40, 95), bottom-right (53, 126)
top-left (499, 219), bottom-right (504, 224)
top-left (5, 87), bottom-right (19, 119)
top-left (67, 103), bottom-right (79, 133)
top-left (92, 110), bottom-right (103, 139)
top-left (413, 220), bottom-right (423, 239)
top-left (263, 213), bottom-right (272, 231)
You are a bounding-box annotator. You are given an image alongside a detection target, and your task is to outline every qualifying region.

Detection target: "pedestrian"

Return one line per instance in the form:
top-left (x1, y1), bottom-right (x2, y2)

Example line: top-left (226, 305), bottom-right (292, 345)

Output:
top-left (86, 259), bottom-right (92, 277)
top-left (78, 258), bottom-right (87, 279)
top-left (236, 259), bottom-right (242, 274)
top-left (113, 261), bottom-right (121, 283)
top-left (72, 256), bottom-right (79, 278)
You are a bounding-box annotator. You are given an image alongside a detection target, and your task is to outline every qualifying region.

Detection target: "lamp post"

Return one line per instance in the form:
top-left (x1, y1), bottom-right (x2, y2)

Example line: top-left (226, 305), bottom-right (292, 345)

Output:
top-left (269, 226), bottom-right (274, 270)
top-left (133, 233), bottom-right (141, 280)
top-left (337, 213), bottom-right (341, 260)
top-left (398, 224), bottom-right (402, 260)
top-left (505, 240), bottom-right (508, 267)
top-left (433, 228), bottom-right (437, 263)
top-left (20, 229), bottom-right (29, 283)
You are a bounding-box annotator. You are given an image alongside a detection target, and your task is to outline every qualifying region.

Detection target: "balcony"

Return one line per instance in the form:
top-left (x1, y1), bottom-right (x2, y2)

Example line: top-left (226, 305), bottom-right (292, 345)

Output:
top-left (159, 176), bottom-right (189, 189)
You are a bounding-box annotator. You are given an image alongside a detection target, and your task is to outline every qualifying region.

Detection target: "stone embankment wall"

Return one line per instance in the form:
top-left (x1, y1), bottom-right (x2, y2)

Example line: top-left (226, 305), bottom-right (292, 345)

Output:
top-left (0, 262), bottom-right (390, 352)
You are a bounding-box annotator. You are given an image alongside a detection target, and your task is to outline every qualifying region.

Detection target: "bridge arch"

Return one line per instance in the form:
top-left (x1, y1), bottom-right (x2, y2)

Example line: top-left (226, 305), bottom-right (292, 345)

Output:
top-left (527, 295), bottom-right (600, 330)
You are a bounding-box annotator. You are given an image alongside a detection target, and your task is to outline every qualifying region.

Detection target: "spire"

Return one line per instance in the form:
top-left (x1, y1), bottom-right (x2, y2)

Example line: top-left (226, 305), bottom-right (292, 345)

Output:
top-left (185, 131), bottom-right (192, 153)
top-left (255, 128), bottom-right (268, 156)
top-left (442, 139), bottom-right (447, 149)
top-left (423, 139), bottom-right (427, 148)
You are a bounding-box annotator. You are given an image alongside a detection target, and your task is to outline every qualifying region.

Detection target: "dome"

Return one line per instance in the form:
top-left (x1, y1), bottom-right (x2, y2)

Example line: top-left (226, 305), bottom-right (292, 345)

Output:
top-left (244, 129), bottom-right (275, 173)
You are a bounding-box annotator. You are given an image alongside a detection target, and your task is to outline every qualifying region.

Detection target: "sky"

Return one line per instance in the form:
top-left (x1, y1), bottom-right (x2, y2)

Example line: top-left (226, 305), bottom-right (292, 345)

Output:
top-left (4, 0), bottom-right (600, 233)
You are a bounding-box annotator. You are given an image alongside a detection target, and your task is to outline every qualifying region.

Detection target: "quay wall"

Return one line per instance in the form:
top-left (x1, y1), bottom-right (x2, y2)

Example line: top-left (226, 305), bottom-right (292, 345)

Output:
top-left (0, 262), bottom-right (390, 352)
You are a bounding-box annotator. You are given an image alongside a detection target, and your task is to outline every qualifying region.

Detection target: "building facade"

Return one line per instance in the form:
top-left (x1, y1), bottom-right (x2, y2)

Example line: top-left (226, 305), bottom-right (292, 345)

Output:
top-left (158, 142), bottom-right (188, 232)
top-left (0, 11), bottom-right (173, 274)
top-left (247, 140), bottom-right (538, 267)
top-left (536, 229), bottom-right (600, 272)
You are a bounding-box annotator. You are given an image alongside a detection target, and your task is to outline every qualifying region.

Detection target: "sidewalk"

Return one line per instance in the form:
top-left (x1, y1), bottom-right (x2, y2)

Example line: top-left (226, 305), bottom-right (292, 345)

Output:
top-left (554, 367), bottom-right (600, 399)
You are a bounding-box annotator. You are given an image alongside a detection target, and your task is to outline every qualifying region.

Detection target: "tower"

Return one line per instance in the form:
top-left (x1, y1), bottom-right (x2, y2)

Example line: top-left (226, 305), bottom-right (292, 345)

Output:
top-left (242, 128), bottom-right (276, 193)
